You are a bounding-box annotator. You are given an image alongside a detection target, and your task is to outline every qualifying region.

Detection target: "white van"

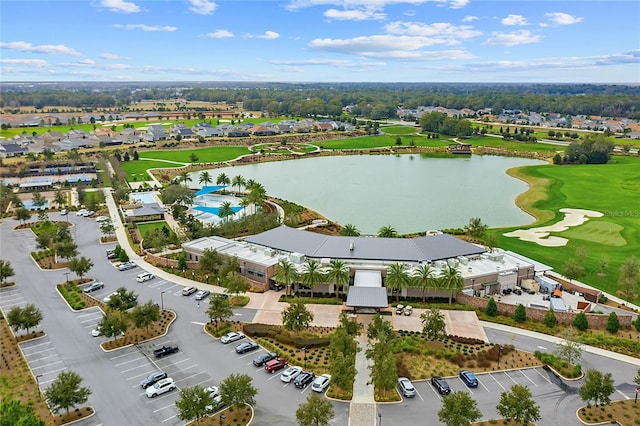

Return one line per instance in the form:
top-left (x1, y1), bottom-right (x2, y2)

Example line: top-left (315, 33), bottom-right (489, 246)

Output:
top-left (136, 272), bottom-right (154, 283)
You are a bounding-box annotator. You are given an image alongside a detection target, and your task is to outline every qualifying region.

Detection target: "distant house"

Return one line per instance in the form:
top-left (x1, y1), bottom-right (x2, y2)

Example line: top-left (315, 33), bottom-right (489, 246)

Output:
top-left (316, 122), bottom-right (334, 132)
top-left (53, 137), bottom-right (99, 150)
top-left (147, 124), bottom-right (169, 141)
top-left (122, 202), bottom-right (165, 223)
top-left (0, 142), bottom-right (28, 157)
top-left (228, 129), bottom-right (250, 138)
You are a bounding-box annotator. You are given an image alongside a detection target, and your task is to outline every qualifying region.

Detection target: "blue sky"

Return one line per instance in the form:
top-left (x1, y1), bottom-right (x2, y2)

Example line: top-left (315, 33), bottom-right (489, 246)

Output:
top-left (1, 0), bottom-right (639, 83)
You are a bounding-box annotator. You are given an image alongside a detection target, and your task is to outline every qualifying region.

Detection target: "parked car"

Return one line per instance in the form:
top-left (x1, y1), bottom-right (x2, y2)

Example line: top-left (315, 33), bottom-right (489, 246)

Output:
top-left (91, 328), bottom-right (101, 337)
top-left (145, 378), bottom-right (176, 398)
top-left (403, 305), bottom-right (413, 316)
top-left (311, 374), bottom-right (331, 393)
top-left (60, 209), bottom-right (68, 215)
top-left (182, 286), bottom-right (197, 296)
top-left (220, 331), bottom-right (244, 344)
top-left (396, 304), bottom-right (404, 315)
top-left (205, 395), bottom-right (225, 414)
top-left (153, 344), bottom-right (179, 358)
top-left (136, 272), bottom-right (154, 282)
top-left (459, 370), bottom-right (478, 388)
top-left (271, 283), bottom-right (284, 291)
top-left (106, 249), bottom-right (116, 259)
top-left (140, 370), bottom-right (167, 389)
top-left (513, 288), bottom-right (523, 295)
top-left (76, 209), bottom-right (87, 216)
top-left (83, 210), bottom-right (95, 217)
top-left (103, 292), bottom-right (117, 303)
top-left (398, 377), bottom-right (416, 398)
top-left (281, 366), bottom-right (303, 383)
top-left (294, 371), bottom-right (315, 389)
top-left (431, 376), bottom-right (451, 395)
top-left (205, 385), bottom-right (219, 398)
top-left (95, 216), bottom-right (109, 222)
top-left (253, 352), bottom-right (277, 367)
top-left (235, 341), bottom-right (259, 354)
top-left (83, 282), bottom-right (104, 293)
top-left (194, 290), bottom-right (210, 301)
top-left (118, 262), bottom-right (136, 271)
top-left (265, 358), bottom-right (288, 373)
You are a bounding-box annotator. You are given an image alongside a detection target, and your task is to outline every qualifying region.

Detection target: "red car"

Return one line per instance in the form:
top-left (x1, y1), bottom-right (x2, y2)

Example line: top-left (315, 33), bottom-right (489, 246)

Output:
top-left (264, 358), bottom-right (288, 373)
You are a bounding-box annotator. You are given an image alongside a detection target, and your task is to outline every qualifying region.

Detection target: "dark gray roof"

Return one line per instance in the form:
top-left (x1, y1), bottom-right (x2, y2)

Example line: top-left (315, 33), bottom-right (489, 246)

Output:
top-left (127, 202), bottom-right (164, 217)
top-left (245, 226), bottom-right (485, 262)
top-left (345, 287), bottom-right (388, 308)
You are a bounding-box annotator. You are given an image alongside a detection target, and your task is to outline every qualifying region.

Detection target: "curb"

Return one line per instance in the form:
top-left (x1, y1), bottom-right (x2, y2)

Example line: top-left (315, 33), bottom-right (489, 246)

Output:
top-left (100, 309), bottom-right (177, 353)
top-left (575, 406), bottom-right (623, 425)
top-left (55, 407), bottom-right (96, 426)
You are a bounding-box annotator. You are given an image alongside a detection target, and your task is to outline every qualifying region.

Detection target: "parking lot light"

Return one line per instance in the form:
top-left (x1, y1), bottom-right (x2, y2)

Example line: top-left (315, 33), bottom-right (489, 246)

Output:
top-left (302, 346), bottom-right (307, 369)
top-left (36, 374), bottom-right (43, 399)
top-left (497, 345), bottom-right (503, 369)
top-left (378, 413), bottom-right (382, 426)
top-left (161, 291), bottom-right (165, 310)
top-left (220, 414), bottom-right (226, 426)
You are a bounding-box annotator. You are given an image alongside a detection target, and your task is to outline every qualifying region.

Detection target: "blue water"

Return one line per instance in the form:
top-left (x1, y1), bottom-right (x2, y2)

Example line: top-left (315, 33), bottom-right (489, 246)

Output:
top-left (131, 192), bottom-right (156, 204)
top-left (23, 200), bottom-right (49, 210)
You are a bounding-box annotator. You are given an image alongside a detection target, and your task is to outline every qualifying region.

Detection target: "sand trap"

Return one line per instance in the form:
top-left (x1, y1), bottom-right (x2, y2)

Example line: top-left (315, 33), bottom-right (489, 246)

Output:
top-left (504, 208), bottom-right (603, 247)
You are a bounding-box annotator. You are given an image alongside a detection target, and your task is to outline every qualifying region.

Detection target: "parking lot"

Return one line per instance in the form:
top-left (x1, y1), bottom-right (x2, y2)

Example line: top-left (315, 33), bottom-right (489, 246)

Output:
top-left (21, 337), bottom-right (68, 389)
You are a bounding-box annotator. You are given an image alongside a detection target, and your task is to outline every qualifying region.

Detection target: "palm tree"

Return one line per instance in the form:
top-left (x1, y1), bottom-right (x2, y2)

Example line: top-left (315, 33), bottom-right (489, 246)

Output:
top-left (385, 262), bottom-right (410, 302)
top-left (231, 175), bottom-right (246, 194)
top-left (239, 197), bottom-right (252, 217)
top-left (378, 225), bottom-right (398, 238)
top-left (273, 259), bottom-right (299, 296)
top-left (178, 171), bottom-right (192, 187)
top-left (245, 178), bottom-right (258, 191)
top-left (339, 224), bottom-right (360, 237)
top-left (300, 259), bottom-right (326, 298)
top-left (218, 201), bottom-right (234, 223)
top-left (440, 265), bottom-right (463, 304)
top-left (413, 263), bottom-right (436, 302)
top-left (326, 259), bottom-right (350, 297)
top-left (199, 171), bottom-right (212, 185)
top-left (248, 183), bottom-right (267, 207)
top-left (216, 172), bottom-right (230, 187)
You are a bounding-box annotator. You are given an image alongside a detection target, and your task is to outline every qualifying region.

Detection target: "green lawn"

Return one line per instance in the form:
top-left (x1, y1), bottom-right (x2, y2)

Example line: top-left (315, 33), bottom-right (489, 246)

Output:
top-left (471, 136), bottom-right (564, 153)
top-left (137, 221), bottom-right (169, 236)
top-left (317, 135), bottom-right (449, 150)
top-left (120, 160), bottom-right (182, 181)
top-left (139, 146), bottom-right (250, 163)
top-left (380, 125), bottom-right (420, 135)
top-left (497, 155), bottom-right (640, 303)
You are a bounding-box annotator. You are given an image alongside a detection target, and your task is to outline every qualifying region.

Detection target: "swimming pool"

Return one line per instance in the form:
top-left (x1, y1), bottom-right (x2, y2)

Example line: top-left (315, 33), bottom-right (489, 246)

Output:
top-left (131, 191), bottom-right (157, 204)
top-left (22, 200), bottom-right (49, 210)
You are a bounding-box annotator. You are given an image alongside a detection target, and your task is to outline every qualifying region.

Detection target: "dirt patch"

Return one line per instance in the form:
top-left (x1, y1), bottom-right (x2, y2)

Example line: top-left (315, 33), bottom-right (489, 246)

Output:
top-left (0, 281), bottom-right (16, 288)
top-left (578, 399), bottom-right (640, 425)
top-left (186, 405), bottom-right (253, 426)
top-left (475, 421), bottom-right (538, 426)
top-left (100, 310), bottom-right (177, 350)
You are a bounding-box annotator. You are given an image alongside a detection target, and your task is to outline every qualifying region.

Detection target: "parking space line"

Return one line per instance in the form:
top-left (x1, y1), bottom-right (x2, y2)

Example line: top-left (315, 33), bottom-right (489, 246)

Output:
top-left (149, 281), bottom-right (169, 289)
top-left (174, 372), bottom-right (206, 384)
top-left (162, 415), bottom-right (177, 423)
top-left (520, 370), bottom-right (537, 386)
top-left (24, 347), bottom-right (55, 356)
top-left (268, 372), bottom-right (284, 380)
top-left (616, 390), bottom-right (630, 400)
top-left (178, 364), bottom-right (198, 372)
top-left (127, 371), bottom-right (155, 381)
top-left (41, 367), bottom-right (67, 375)
top-left (22, 341), bottom-right (52, 350)
top-left (110, 351), bottom-right (138, 360)
top-left (153, 403), bottom-right (176, 413)
top-left (503, 371), bottom-right (518, 385)
top-left (172, 289), bottom-right (184, 297)
top-left (115, 356), bottom-right (146, 367)
top-left (478, 379), bottom-right (490, 392)
top-left (171, 357), bottom-right (192, 365)
top-left (458, 378), bottom-right (474, 395)
top-left (32, 360), bottom-right (63, 370)
top-left (2, 300), bottom-right (27, 308)
top-left (414, 388), bottom-right (424, 401)
top-left (145, 390), bottom-right (178, 402)
top-left (426, 383), bottom-right (443, 400)
top-left (121, 364), bottom-right (151, 374)
top-left (532, 368), bottom-right (553, 384)
top-left (30, 354), bottom-right (59, 362)
top-left (80, 317), bottom-right (101, 324)
top-left (161, 285), bottom-right (179, 293)
top-left (488, 373), bottom-right (505, 390)
top-left (76, 309), bottom-right (101, 318)
top-left (1, 295), bottom-right (27, 303)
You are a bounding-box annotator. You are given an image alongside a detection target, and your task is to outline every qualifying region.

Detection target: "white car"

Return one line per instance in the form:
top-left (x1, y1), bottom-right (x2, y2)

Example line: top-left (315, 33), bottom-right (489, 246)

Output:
top-left (146, 378), bottom-right (176, 398)
top-left (76, 209), bottom-right (87, 216)
top-left (136, 272), bottom-right (154, 282)
top-left (220, 331), bottom-right (244, 344)
top-left (280, 366), bottom-right (303, 383)
top-left (60, 209), bottom-right (68, 215)
top-left (103, 292), bottom-right (117, 303)
top-left (205, 385), bottom-right (219, 398)
top-left (91, 328), bottom-right (101, 337)
top-left (82, 210), bottom-right (95, 217)
top-left (311, 374), bottom-right (331, 393)
top-left (95, 216), bottom-right (109, 222)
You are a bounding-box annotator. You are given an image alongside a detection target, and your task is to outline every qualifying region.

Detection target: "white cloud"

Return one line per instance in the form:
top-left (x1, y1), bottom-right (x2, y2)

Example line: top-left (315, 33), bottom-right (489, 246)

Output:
top-left (545, 12), bottom-right (583, 25)
top-left (99, 0), bottom-right (140, 13)
top-left (462, 15), bottom-right (477, 22)
top-left (385, 21), bottom-right (482, 40)
top-left (188, 0), bottom-right (217, 15)
top-left (0, 41), bottom-right (81, 56)
top-left (114, 24), bottom-right (177, 32)
top-left (99, 53), bottom-right (121, 60)
top-left (287, 1), bottom-right (453, 11)
top-left (77, 59), bottom-right (96, 65)
top-left (257, 31), bottom-right (280, 39)
top-left (483, 30), bottom-right (542, 47)
top-left (207, 29), bottom-right (234, 38)
top-left (270, 58), bottom-right (386, 68)
top-left (449, 0), bottom-right (469, 9)
top-left (501, 14), bottom-right (528, 26)
top-left (324, 8), bottom-right (386, 21)
top-left (0, 58), bottom-right (49, 67)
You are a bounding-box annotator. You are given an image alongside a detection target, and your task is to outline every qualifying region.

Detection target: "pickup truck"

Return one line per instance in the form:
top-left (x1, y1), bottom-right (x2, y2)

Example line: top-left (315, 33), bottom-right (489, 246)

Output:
top-left (153, 344), bottom-right (179, 358)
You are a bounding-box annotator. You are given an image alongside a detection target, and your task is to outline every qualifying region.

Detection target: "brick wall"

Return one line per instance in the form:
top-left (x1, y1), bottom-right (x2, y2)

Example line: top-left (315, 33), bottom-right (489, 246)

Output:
top-left (456, 293), bottom-right (632, 329)
top-left (144, 253), bottom-right (198, 270)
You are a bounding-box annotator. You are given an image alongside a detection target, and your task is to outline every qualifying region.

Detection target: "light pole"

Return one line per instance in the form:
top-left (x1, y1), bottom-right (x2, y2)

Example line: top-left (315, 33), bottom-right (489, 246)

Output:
top-left (161, 291), bottom-right (165, 311)
top-left (497, 345), bottom-right (503, 369)
top-left (378, 412), bottom-right (382, 426)
top-left (302, 346), bottom-right (307, 369)
top-left (220, 414), bottom-right (226, 426)
top-left (63, 271), bottom-right (70, 284)
top-left (36, 374), bottom-right (43, 399)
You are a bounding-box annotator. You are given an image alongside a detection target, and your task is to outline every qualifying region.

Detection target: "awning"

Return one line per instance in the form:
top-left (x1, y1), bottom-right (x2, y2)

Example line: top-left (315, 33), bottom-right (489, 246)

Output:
top-left (346, 287), bottom-right (388, 309)
top-left (552, 289), bottom-right (562, 297)
top-left (195, 185), bottom-right (226, 197)
top-left (193, 205), bottom-right (243, 217)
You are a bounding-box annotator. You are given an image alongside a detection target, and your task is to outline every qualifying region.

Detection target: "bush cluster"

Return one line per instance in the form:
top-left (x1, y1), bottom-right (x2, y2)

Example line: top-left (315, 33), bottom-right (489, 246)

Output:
top-left (534, 351), bottom-right (582, 378)
top-left (243, 323), bottom-right (330, 349)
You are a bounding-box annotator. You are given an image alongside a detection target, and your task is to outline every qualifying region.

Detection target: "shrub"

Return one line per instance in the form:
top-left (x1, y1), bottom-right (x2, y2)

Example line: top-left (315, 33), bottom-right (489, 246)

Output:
top-left (544, 310), bottom-right (558, 328)
top-left (513, 304), bottom-right (526, 323)
top-left (573, 312), bottom-right (589, 331)
top-left (606, 312), bottom-right (620, 333)
top-left (485, 297), bottom-right (498, 317)
top-left (634, 318), bottom-right (640, 332)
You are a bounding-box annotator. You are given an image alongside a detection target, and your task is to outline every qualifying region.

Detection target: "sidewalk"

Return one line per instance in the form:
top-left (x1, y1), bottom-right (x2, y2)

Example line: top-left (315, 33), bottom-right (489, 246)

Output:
top-left (348, 331), bottom-right (377, 426)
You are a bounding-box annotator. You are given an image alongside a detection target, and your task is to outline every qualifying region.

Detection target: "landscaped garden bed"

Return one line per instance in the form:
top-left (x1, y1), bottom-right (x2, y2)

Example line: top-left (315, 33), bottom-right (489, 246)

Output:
top-left (31, 249), bottom-right (69, 270)
top-left (100, 309), bottom-right (176, 351)
top-left (56, 280), bottom-right (96, 310)
top-left (578, 399), bottom-right (640, 425)
top-left (186, 406), bottom-right (252, 426)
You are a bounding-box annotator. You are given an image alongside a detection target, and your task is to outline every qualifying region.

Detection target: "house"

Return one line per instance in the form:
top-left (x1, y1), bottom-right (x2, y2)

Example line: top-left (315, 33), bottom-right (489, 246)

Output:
top-left (53, 137), bottom-right (99, 150)
top-left (228, 129), bottom-right (250, 138)
top-left (196, 127), bottom-right (223, 137)
top-left (147, 124), bottom-right (169, 141)
top-left (122, 202), bottom-right (165, 223)
top-left (0, 142), bottom-right (28, 157)
top-left (316, 122), bottom-right (334, 132)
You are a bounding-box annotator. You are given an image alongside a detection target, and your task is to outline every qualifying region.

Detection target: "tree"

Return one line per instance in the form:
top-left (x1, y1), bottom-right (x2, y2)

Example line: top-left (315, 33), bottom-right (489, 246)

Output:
top-left (377, 224), bottom-right (398, 238)
top-left (106, 286), bottom-right (138, 311)
top-left (438, 390), bottom-right (482, 426)
top-left (300, 259), bottom-right (325, 298)
top-left (44, 370), bottom-right (92, 415)
top-left (32, 192), bottom-right (46, 209)
top-left (496, 384), bottom-right (541, 424)
top-left (15, 207), bottom-right (32, 224)
top-left (0, 398), bottom-right (45, 426)
top-left (633, 368), bottom-right (640, 387)
top-left (218, 201), bottom-right (234, 223)
top-left (198, 248), bottom-right (221, 275)
top-left (178, 171), bottom-right (192, 187)
top-left (513, 304), bottom-right (527, 322)
top-left (97, 310), bottom-right (129, 340)
top-left (336, 223), bottom-right (360, 238)
top-left (68, 256), bottom-right (94, 279)
top-left (130, 300), bottom-right (160, 332)
top-left (554, 327), bottom-right (583, 365)
top-left (219, 373), bottom-right (257, 410)
top-left (0, 259), bottom-right (15, 284)
top-left (54, 189), bottom-right (66, 208)
top-left (466, 217), bottom-right (487, 238)
top-left (617, 256), bottom-right (640, 304)
top-left (231, 174), bottom-right (246, 193)
top-left (485, 297), bottom-right (498, 316)
top-left (543, 309), bottom-right (558, 328)
top-left (175, 385), bottom-right (212, 424)
top-left (216, 172), bottom-right (230, 187)
top-left (198, 171), bottom-right (212, 186)
top-left (99, 219), bottom-right (115, 237)
top-left (440, 265), bottom-right (463, 304)
top-left (282, 300), bottom-right (313, 333)
top-left (7, 304), bottom-right (43, 335)
top-left (177, 251), bottom-right (187, 271)
top-left (224, 271), bottom-right (249, 297)
top-left (420, 308), bottom-right (446, 339)
top-left (385, 262), bottom-right (410, 302)
top-left (605, 311), bottom-right (620, 333)
top-left (54, 240), bottom-right (78, 261)
top-left (326, 258), bottom-right (350, 297)
top-left (160, 184), bottom-right (194, 206)
top-left (274, 258), bottom-right (299, 296)
top-left (296, 393), bottom-right (334, 426)
top-left (6, 306), bottom-right (24, 333)
top-left (579, 369), bottom-right (615, 406)
top-left (413, 263), bottom-right (435, 302)
top-left (562, 259), bottom-right (584, 283)
top-left (573, 311), bottom-right (589, 331)
top-left (206, 294), bottom-right (233, 331)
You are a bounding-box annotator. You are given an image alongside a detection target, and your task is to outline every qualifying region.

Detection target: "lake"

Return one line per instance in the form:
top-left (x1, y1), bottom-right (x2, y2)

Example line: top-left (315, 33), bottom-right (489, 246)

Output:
top-left (190, 154), bottom-right (547, 235)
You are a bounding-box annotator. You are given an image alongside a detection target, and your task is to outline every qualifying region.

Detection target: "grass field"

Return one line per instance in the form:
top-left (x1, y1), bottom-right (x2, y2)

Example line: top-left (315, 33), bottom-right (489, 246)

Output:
top-left (120, 160), bottom-right (182, 180)
top-left (137, 221), bottom-right (169, 236)
top-left (471, 136), bottom-right (564, 153)
top-left (139, 146), bottom-right (250, 163)
top-left (498, 155), bottom-right (640, 303)
top-left (380, 125), bottom-right (420, 135)
top-left (317, 135), bottom-right (450, 150)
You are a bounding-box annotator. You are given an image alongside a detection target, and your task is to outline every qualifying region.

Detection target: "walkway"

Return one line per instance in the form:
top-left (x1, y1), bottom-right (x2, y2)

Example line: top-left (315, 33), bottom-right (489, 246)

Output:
top-left (348, 315), bottom-right (377, 426)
